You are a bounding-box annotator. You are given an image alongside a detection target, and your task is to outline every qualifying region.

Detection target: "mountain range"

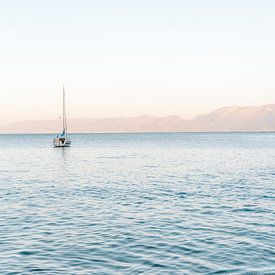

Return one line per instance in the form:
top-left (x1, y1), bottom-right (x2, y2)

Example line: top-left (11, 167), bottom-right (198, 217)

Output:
top-left (0, 104), bottom-right (275, 133)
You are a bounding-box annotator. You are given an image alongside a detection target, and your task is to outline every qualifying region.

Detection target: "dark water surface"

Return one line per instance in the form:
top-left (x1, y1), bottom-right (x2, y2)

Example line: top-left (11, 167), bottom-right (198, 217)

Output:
top-left (0, 133), bottom-right (274, 274)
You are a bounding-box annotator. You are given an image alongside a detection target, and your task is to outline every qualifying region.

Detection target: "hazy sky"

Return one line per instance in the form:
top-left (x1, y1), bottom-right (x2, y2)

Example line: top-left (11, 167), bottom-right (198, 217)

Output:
top-left (0, 0), bottom-right (274, 124)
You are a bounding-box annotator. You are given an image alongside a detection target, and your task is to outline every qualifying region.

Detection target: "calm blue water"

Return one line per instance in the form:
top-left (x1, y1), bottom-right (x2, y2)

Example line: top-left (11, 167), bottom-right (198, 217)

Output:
top-left (0, 133), bottom-right (274, 274)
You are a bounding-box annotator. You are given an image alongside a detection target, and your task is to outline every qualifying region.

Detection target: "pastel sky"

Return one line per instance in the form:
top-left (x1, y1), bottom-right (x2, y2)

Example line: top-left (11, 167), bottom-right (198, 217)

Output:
top-left (0, 0), bottom-right (274, 124)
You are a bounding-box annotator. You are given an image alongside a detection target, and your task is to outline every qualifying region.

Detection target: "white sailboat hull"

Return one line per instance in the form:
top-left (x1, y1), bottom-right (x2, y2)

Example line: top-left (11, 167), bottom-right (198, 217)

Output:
top-left (53, 137), bottom-right (71, 148)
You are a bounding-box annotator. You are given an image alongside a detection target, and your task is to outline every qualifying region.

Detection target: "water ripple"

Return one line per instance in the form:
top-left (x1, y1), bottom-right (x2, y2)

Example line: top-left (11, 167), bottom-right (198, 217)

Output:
top-left (0, 133), bottom-right (274, 274)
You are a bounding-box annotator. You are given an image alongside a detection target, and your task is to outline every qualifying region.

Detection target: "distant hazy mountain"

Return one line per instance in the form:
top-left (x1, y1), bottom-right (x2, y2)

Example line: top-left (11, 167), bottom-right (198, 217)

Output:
top-left (0, 104), bottom-right (274, 133)
top-left (191, 104), bottom-right (275, 131)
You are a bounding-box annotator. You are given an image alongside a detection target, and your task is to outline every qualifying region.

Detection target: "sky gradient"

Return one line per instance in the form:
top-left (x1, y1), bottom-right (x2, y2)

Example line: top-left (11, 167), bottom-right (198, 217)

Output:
top-left (0, 0), bottom-right (274, 124)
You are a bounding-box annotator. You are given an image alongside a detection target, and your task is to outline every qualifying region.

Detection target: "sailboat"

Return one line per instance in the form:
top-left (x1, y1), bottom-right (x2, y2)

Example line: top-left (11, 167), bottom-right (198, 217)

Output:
top-left (53, 86), bottom-right (71, 147)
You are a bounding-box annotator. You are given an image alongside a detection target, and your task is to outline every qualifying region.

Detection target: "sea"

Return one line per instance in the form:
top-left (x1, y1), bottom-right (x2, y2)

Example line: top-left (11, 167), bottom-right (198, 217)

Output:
top-left (0, 133), bottom-right (274, 274)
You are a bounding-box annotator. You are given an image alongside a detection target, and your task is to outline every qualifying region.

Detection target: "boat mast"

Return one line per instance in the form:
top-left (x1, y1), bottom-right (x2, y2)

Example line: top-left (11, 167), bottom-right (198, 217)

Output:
top-left (63, 85), bottom-right (67, 137)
